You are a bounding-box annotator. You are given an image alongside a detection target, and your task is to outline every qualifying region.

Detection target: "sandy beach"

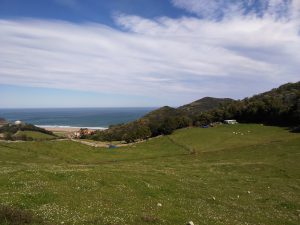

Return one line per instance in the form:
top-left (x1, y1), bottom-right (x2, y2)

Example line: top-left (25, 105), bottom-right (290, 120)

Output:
top-left (41, 127), bottom-right (81, 132)
top-left (39, 126), bottom-right (106, 132)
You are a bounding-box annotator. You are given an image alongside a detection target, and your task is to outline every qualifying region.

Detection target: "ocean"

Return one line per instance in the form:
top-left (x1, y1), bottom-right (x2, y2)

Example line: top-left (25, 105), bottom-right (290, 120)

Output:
top-left (0, 108), bottom-right (156, 129)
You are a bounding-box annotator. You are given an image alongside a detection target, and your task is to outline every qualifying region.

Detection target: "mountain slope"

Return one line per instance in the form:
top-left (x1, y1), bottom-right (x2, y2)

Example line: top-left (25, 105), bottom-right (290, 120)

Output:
top-left (90, 81), bottom-right (300, 142)
top-left (220, 82), bottom-right (300, 125)
top-left (178, 97), bottom-right (233, 116)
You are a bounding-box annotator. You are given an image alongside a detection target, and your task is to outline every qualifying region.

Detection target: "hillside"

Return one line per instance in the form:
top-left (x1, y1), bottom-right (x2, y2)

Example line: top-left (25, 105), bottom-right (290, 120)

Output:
top-left (0, 124), bottom-right (299, 225)
top-left (213, 81), bottom-right (300, 126)
top-left (0, 123), bottom-right (55, 141)
top-left (91, 97), bottom-right (232, 142)
top-left (90, 81), bottom-right (299, 142)
top-left (143, 106), bottom-right (179, 122)
top-left (0, 118), bottom-right (7, 126)
top-left (178, 97), bottom-right (233, 116)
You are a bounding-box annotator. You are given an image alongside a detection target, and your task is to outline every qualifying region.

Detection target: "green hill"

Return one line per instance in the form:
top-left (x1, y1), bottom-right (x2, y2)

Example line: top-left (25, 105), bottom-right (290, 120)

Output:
top-left (0, 123), bottom-right (55, 141)
top-left (91, 97), bottom-right (233, 142)
top-left (0, 124), bottom-right (299, 225)
top-left (91, 81), bottom-right (300, 142)
top-left (143, 106), bottom-right (179, 122)
top-left (178, 97), bottom-right (233, 116)
top-left (208, 81), bottom-right (300, 126)
top-left (14, 130), bottom-right (56, 141)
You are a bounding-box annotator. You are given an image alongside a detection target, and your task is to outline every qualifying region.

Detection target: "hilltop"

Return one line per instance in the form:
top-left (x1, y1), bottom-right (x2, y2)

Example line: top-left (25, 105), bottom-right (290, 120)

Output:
top-left (178, 97), bottom-right (233, 116)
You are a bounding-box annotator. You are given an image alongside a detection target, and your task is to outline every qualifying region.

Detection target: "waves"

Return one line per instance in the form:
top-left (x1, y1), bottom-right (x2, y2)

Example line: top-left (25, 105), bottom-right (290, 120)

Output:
top-left (36, 125), bottom-right (107, 130)
top-left (0, 108), bottom-right (155, 129)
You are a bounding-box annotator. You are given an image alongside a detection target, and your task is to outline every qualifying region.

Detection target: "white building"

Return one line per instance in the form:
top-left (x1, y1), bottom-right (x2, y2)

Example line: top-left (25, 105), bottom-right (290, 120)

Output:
top-left (14, 120), bottom-right (23, 125)
top-left (224, 120), bottom-right (238, 124)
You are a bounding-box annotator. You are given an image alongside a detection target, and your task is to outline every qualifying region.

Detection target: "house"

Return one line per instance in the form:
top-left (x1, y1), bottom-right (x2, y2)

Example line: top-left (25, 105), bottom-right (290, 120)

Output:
top-left (80, 128), bottom-right (94, 136)
top-left (224, 119), bottom-right (238, 124)
top-left (73, 132), bottom-right (81, 138)
top-left (71, 128), bottom-right (95, 139)
top-left (14, 120), bottom-right (24, 125)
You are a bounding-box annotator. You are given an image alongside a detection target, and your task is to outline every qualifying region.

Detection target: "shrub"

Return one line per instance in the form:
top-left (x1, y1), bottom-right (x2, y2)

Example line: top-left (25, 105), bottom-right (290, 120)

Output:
top-left (0, 205), bottom-right (46, 225)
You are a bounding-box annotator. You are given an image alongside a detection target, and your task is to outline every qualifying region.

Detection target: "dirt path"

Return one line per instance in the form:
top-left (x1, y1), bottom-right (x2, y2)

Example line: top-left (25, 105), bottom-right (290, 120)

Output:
top-left (70, 139), bottom-right (109, 148)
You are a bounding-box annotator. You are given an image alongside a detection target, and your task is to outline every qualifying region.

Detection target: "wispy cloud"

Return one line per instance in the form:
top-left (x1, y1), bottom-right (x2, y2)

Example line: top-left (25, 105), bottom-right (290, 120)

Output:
top-left (0, 0), bottom-right (299, 105)
top-left (172, 0), bottom-right (300, 20)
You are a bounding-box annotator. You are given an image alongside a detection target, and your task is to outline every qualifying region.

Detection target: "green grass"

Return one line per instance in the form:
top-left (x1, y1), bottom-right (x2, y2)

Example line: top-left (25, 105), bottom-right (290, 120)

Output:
top-left (0, 124), bottom-right (299, 225)
top-left (14, 131), bottom-right (56, 140)
top-left (52, 131), bottom-right (68, 138)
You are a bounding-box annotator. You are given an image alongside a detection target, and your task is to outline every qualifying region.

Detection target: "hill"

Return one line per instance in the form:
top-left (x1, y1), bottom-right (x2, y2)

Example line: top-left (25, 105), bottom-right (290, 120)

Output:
top-left (0, 123), bottom-right (56, 141)
top-left (178, 97), bottom-right (233, 116)
top-left (0, 124), bottom-right (299, 224)
top-left (91, 97), bottom-right (232, 142)
top-left (14, 130), bottom-right (56, 141)
top-left (203, 81), bottom-right (300, 126)
top-left (90, 81), bottom-right (299, 142)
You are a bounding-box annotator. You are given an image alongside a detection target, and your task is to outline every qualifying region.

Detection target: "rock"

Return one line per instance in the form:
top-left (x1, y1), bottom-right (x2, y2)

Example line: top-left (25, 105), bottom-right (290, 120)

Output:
top-left (187, 221), bottom-right (194, 225)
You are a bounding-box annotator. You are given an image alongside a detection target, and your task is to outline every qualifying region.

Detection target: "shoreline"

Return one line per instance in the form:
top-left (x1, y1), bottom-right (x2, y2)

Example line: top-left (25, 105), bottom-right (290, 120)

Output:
top-left (37, 125), bottom-right (107, 132)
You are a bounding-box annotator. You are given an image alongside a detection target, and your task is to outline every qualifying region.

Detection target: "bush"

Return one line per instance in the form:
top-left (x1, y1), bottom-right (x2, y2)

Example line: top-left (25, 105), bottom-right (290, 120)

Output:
top-left (0, 205), bottom-right (46, 225)
top-left (4, 132), bottom-right (15, 141)
top-left (291, 126), bottom-right (300, 133)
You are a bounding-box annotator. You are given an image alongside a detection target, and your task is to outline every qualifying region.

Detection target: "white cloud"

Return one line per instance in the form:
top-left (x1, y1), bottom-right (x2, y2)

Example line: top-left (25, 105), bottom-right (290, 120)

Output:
top-left (0, 0), bottom-right (300, 105)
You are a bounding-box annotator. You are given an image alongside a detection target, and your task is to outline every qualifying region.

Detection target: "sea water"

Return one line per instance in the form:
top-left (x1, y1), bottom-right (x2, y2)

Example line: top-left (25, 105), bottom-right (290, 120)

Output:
top-left (0, 108), bottom-right (155, 129)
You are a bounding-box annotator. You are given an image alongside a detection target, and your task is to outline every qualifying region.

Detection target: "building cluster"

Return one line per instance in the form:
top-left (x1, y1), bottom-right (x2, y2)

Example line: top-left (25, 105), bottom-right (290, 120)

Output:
top-left (71, 128), bottom-right (95, 139)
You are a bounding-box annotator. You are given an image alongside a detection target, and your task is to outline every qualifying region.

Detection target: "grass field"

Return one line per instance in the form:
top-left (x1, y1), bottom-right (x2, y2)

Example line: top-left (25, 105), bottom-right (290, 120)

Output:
top-left (14, 131), bottom-right (56, 141)
top-left (0, 124), bottom-right (299, 225)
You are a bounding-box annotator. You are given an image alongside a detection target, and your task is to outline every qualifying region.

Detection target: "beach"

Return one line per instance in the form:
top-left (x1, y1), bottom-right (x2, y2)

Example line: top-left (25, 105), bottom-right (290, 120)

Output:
top-left (40, 126), bottom-right (81, 132)
top-left (37, 126), bottom-right (107, 133)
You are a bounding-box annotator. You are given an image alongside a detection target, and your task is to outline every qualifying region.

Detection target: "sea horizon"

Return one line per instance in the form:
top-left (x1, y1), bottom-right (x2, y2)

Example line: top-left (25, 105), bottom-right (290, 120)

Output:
top-left (0, 107), bottom-right (156, 128)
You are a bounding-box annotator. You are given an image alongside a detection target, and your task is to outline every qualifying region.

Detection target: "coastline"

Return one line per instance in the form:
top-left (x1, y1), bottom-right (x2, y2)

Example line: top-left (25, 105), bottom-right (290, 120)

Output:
top-left (36, 125), bottom-right (107, 132)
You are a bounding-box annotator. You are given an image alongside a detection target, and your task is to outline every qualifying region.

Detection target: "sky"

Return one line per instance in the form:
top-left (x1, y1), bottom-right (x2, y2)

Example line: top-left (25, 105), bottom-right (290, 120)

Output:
top-left (0, 0), bottom-right (299, 108)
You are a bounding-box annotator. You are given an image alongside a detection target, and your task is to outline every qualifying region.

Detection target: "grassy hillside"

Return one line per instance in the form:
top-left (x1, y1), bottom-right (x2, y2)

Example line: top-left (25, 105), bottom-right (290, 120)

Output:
top-left (91, 81), bottom-right (299, 142)
top-left (0, 123), bottom-right (55, 141)
top-left (14, 131), bottom-right (56, 141)
top-left (178, 97), bottom-right (233, 116)
top-left (0, 124), bottom-right (299, 225)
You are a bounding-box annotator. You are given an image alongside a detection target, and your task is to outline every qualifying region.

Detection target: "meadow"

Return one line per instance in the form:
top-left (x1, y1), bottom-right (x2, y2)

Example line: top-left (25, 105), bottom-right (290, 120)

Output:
top-left (14, 131), bottom-right (56, 141)
top-left (0, 124), bottom-right (299, 225)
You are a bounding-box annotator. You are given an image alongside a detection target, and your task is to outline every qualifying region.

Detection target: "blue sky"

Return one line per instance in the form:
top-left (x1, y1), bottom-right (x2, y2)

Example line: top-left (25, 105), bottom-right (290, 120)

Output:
top-left (0, 0), bottom-right (299, 108)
